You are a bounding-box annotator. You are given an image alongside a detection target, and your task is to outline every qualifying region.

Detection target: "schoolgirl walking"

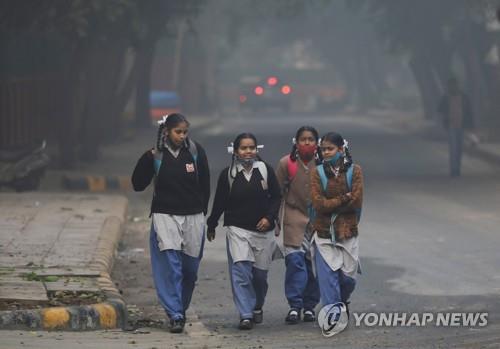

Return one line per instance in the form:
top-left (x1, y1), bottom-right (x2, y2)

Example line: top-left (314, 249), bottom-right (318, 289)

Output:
top-left (131, 113), bottom-right (210, 333)
top-left (207, 133), bottom-right (281, 330)
top-left (310, 132), bottom-right (363, 330)
top-left (275, 126), bottom-right (321, 324)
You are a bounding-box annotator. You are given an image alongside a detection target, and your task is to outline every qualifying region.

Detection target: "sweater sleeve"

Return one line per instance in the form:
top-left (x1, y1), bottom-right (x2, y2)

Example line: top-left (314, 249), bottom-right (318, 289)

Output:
top-left (310, 168), bottom-right (350, 214)
top-left (207, 168), bottom-right (230, 230)
top-left (195, 143), bottom-right (211, 215)
top-left (343, 165), bottom-right (363, 211)
top-left (264, 163), bottom-right (282, 223)
top-left (131, 150), bottom-right (155, 192)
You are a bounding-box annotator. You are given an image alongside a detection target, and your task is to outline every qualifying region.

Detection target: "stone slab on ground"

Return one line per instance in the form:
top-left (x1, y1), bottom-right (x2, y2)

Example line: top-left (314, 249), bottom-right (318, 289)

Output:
top-left (0, 279), bottom-right (48, 303)
top-left (0, 193), bottom-right (128, 330)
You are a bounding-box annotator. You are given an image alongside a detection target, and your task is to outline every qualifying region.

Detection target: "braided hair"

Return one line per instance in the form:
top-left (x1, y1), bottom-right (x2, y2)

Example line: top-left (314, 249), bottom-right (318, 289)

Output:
top-left (320, 132), bottom-right (353, 178)
top-left (229, 132), bottom-right (262, 180)
top-left (289, 126), bottom-right (321, 165)
top-left (156, 113), bottom-right (190, 151)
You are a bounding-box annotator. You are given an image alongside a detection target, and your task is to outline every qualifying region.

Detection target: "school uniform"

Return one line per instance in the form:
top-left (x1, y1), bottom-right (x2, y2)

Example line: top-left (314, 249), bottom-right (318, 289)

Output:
top-left (207, 161), bottom-right (281, 320)
top-left (275, 155), bottom-right (320, 312)
top-left (310, 163), bottom-right (363, 306)
top-left (132, 141), bottom-right (210, 321)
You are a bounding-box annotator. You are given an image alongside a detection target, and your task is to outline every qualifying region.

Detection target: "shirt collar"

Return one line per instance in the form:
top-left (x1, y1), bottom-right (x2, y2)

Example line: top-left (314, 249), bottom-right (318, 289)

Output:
top-left (236, 161), bottom-right (259, 173)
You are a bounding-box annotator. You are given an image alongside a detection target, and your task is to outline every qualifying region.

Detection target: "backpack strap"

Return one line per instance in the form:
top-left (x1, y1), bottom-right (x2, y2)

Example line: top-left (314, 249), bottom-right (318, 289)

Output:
top-left (345, 164), bottom-right (361, 223)
top-left (256, 161), bottom-right (267, 186)
top-left (316, 164), bottom-right (328, 192)
top-left (286, 155), bottom-right (298, 183)
top-left (227, 165), bottom-right (237, 191)
top-left (153, 151), bottom-right (162, 175)
top-left (346, 164), bottom-right (353, 192)
top-left (187, 138), bottom-right (198, 164)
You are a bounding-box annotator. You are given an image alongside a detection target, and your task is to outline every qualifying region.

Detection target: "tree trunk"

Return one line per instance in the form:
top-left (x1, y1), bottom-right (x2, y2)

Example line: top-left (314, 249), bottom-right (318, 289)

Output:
top-left (111, 48), bottom-right (138, 128)
top-left (57, 42), bottom-right (87, 168)
top-left (101, 42), bottom-right (129, 141)
top-left (409, 53), bottom-right (441, 120)
top-left (134, 40), bottom-right (155, 128)
top-left (79, 41), bottom-right (125, 160)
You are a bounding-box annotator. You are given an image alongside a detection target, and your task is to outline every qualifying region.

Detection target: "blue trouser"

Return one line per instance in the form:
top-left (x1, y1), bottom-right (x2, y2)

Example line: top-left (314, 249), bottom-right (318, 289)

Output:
top-left (314, 249), bottom-right (356, 305)
top-left (448, 128), bottom-right (463, 177)
top-left (227, 241), bottom-right (268, 320)
top-left (285, 252), bottom-right (320, 311)
top-left (149, 227), bottom-right (203, 320)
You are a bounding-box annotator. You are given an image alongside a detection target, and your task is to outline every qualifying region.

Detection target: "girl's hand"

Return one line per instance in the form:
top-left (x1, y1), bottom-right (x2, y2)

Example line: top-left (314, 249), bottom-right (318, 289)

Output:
top-left (256, 218), bottom-right (271, 232)
top-left (207, 228), bottom-right (216, 242)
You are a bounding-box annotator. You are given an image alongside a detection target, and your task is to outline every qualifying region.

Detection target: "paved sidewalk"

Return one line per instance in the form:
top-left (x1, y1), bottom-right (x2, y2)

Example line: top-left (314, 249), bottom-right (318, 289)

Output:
top-left (0, 193), bottom-right (128, 330)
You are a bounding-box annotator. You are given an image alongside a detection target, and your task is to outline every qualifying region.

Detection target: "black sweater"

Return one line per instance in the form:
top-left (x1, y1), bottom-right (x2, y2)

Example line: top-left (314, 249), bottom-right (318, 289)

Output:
top-left (207, 162), bottom-right (281, 232)
top-left (131, 142), bottom-right (210, 215)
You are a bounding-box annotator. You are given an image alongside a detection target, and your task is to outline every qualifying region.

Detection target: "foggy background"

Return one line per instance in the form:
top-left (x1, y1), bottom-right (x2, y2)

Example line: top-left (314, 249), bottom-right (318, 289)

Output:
top-left (2, 0), bottom-right (500, 163)
top-left (2, 1), bottom-right (500, 346)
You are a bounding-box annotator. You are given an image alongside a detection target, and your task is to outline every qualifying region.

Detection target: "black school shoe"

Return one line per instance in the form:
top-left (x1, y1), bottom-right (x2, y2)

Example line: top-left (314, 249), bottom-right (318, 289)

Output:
top-left (170, 318), bottom-right (185, 333)
top-left (303, 309), bottom-right (316, 322)
top-left (253, 309), bottom-right (263, 324)
top-left (239, 318), bottom-right (254, 330)
top-left (285, 308), bottom-right (300, 324)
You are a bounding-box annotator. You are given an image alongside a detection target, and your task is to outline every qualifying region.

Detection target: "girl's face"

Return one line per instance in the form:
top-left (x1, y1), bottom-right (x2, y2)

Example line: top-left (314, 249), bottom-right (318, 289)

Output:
top-left (297, 131), bottom-right (317, 146)
top-left (320, 140), bottom-right (343, 160)
top-left (165, 122), bottom-right (189, 148)
top-left (236, 138), bottom-right (257, 159)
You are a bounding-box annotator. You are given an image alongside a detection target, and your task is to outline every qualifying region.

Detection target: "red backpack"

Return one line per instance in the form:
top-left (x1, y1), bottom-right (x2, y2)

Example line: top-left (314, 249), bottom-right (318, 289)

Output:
top-left (286, 155), bottom-right (298, 186)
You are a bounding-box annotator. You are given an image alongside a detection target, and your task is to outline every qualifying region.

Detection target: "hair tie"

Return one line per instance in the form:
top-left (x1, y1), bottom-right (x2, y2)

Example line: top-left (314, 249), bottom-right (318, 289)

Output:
top-left (158, 114), bottom-right (170, 126)
top-left (343, 139), bottom-right (349, 149)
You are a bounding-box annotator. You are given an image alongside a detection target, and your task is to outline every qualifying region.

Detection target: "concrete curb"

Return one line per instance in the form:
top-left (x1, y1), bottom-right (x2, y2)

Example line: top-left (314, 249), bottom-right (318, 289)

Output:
top-left (63, 175), bottom-right (132, 192)
top-left (0, 202), bottom-right (128, 331)
top-left (0, 299), bottom-right (127, 331)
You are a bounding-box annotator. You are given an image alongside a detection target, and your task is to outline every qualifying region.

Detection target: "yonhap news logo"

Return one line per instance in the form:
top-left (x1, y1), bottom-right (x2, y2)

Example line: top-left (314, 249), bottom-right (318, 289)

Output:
top-left (353, 312), bottom-right (488, 328)
top-left (317, 305), bottom-right (489, 337)
top-left (317, 302), bottom-right (349, 337)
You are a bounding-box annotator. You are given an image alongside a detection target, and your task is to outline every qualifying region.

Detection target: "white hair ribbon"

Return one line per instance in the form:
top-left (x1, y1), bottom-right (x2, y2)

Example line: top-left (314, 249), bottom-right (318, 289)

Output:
top-left (157, 114), bottom-right (170, 125)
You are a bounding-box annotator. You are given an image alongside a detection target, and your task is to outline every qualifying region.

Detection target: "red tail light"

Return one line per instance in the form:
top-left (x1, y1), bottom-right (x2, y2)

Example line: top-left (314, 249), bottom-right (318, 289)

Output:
top-left (281, 85), bottom-right (292, 95)
top-left (254, 86), bottom-right (264, 95)
top-left (267, 76), bottom-right (278, 86)
top-left (239, 95), bottom-right (247, 103)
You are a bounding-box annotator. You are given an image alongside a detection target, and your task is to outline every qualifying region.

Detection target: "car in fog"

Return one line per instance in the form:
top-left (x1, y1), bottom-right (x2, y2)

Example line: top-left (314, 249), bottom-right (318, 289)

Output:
top-left (150, 90), bottom-right (181, 125)
top-left (238, 75), bottom-right (292, 112)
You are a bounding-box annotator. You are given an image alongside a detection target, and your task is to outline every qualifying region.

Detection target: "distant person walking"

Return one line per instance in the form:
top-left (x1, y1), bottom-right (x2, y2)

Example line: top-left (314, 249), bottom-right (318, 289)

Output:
top-left (207, 133), bottom-right (281, 330)
top-left (131, 113), bottom-right (210, 333)
top-left (437, 77), bottom-right (474, 177)
top-left (275, 126), bottom-right (321, 324)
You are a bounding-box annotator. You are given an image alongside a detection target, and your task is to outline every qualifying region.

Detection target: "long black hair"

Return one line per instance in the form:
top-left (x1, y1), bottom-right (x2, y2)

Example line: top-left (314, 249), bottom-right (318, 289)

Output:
top-left (229, 132), bottom-right (263, 179)
top-left (156, 113), bottom-right (190, 151)
top-left (289, 125), bottom-right (321, 165)
top-left (320, 131), bottom-right (353, 177)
